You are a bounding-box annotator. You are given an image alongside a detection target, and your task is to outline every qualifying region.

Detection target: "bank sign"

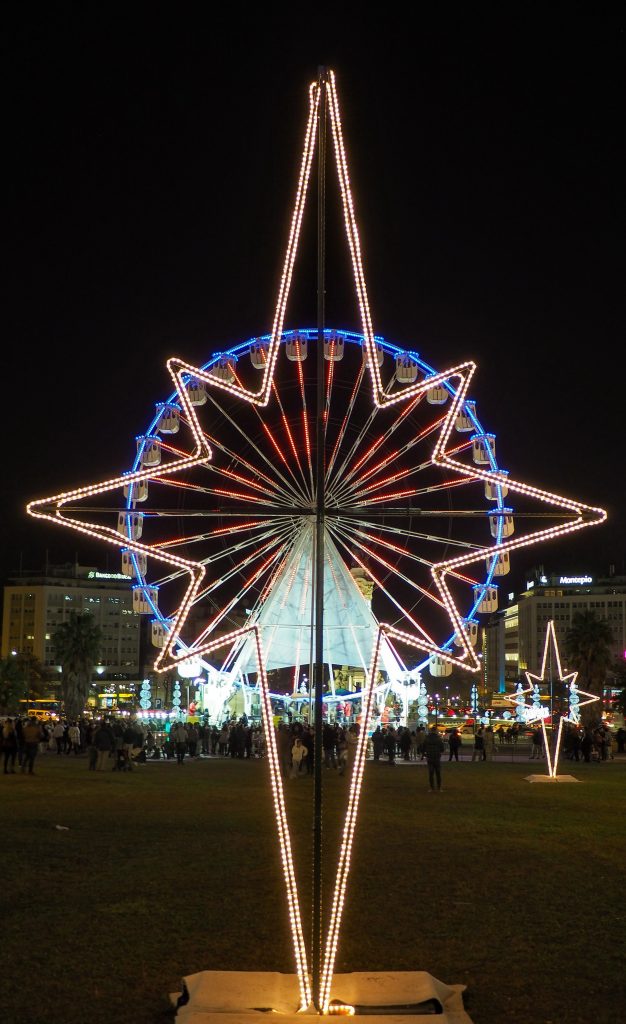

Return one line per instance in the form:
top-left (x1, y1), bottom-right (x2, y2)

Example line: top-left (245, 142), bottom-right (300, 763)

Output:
top-left (558, 575), bottom-right (593, 585)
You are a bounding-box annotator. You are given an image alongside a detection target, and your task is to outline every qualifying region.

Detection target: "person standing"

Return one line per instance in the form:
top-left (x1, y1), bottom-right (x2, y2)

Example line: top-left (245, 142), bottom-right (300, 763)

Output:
top-left (86, 720), bottom-right (98, 770)
top-left (580, 727), bottom-right (593, 763)
top-left (68, 722), bottom-right (81, 756)
top-left (290, 736), bottom-right (307, 777)
top-left (322, 722), bottom-right (338, 770)
top-left (21, 717), bottom-right (43, 775)
top-left (172, 722), bottom-right (189, 764)
top-left (385, 725), bottom-right (397, 766)
top-left (423, 725), bottom-right (445, 791)
top-left (52, 720), bottom-right (65, 755)
top-left (2, 718), bottom-right (18, 774)
top-left (371, 726), bottom-right (384, 762)
top-left (483, 726), bottom-right (496, 762)
top-left (277, 723), bottom-right (292, 778)
top-left (472, 727), bottom-right (485, 762)
top-left (346, 723), bottom-right (359, 776)
top-left (448, 728), bottom-right (462, 762)
top-left (301, 725), bottom-right (314, 774)
top-left (94, 719), bottom-right (115, 771)
top-left (529, 727), bottom-right (543, 760)
top-left (187, 723), bottom-right (199, 758)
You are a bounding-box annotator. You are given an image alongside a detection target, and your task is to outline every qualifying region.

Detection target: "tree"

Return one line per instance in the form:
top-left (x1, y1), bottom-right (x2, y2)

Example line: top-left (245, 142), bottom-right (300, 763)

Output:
top-left (52, 612), bottom-right (102, 720)
top-left (0, 653), bottom-right (46, 714)
top-left (565, 611), bottom-right (614, 725)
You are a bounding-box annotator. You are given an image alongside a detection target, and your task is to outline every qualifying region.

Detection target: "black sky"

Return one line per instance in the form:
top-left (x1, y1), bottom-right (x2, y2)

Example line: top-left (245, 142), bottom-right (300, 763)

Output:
top-left (3, 13), bottom-right (625, 586)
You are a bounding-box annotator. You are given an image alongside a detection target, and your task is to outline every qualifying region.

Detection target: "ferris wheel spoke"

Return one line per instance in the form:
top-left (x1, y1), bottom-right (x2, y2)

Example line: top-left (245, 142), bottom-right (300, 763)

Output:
top-left (272, 382), bottom-right (313, 502)
top-left (194, 540), bottom-right (296, 646)
top-left (327, 522), bottom-right (437, 644)
top-left (336, 459), bottom-right (434, 505)
top-left (295, 349), bottom-right (315, 496)
top-left (344, 415), bottom-right (448, 491)
top-left (151, 519), bottom-right (297, 589)
top-left (335, 518), bottom-right (435, 572)
top-left (201, 392), bottom-right (306, 505)
top-left (196, 425), bottom-right (303, 506)
top-left (337, 514), bottom-right (488, 556)
top-left (347, 509), bottom-right (492, 555)
top-left (325, 363), bottom-right (365, 483)
top-left (148, 471), bottom-right (290, 507)
top-left (329, 390), bottom-right (426, 498)
top-left (245, 391), bottom-right (312, 503)
top-left (330, 519), bottom-right (446, 610)
top-left (341, 469), bottom-right (480, 507)
top-left (197, 536), bottom-right (291, 598)
top-left (328, 416), bottom-right (450, 506)
top-left (326, 377), bottom-right (395, 494)
top-left (146, 518), bottom-right (287, 567)
top-left (324, 348), bottom-right (335, 436)
top-left (199, 462), bottom-right (290, 502)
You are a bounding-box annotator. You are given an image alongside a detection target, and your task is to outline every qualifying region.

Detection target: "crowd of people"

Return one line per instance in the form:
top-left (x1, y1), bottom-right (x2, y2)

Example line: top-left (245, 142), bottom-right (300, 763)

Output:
top-left (2, 713), bottom-right (624, 778)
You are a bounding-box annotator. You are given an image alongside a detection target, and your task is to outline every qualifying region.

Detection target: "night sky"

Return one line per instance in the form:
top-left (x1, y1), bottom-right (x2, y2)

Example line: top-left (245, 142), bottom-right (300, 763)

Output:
top-left (4, 14), bottom-right (624, 590)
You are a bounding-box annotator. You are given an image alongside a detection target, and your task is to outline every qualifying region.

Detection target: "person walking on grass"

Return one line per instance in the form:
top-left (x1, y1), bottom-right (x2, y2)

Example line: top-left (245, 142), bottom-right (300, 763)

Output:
top-left (423, 725), bottom-right (444, 792)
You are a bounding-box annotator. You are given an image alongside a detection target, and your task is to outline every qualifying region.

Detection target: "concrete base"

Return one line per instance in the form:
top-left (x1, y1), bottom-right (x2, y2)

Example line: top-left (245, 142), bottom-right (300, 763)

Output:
top-left (171, 970), bottom-right (473, 1023)
top-left (525, 774), bottom-right (580, 783)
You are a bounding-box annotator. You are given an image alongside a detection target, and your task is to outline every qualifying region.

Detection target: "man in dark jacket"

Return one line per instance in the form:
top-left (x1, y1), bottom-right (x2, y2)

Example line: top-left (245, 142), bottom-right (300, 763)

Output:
top-left (423, 726), bottom-right (445, 792)
top-left (94, 719), bottom-right (115, 771)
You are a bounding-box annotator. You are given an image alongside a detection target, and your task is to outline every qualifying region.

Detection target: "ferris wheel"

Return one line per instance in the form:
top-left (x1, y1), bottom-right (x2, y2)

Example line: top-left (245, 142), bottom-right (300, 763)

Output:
top-left (120, 324), bottom-right (508, 701)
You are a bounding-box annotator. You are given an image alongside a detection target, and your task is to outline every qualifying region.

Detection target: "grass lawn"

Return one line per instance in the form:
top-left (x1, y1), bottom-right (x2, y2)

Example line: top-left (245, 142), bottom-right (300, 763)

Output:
top-left (1, 751), bottom-right (625, 1024)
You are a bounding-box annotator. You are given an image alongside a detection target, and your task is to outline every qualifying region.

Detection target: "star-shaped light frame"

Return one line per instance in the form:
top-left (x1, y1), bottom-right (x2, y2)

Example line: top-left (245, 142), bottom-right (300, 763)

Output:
top-left (27, 70), bottom-right (607, 1011)
top-left (524, 619), bottom-right (599, 778)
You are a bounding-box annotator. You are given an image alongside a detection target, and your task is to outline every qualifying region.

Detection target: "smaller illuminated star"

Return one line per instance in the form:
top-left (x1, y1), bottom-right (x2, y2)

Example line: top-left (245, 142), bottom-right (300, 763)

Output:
top-left (524, 620), bottom-right (599, 778)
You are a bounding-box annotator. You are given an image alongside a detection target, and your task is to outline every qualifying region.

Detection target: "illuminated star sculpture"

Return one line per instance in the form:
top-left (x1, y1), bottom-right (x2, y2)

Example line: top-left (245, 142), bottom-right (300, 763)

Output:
top-left (525, 620), bottom-right (599, 779)
top-left (27, 71), bottom-right (607, 1011)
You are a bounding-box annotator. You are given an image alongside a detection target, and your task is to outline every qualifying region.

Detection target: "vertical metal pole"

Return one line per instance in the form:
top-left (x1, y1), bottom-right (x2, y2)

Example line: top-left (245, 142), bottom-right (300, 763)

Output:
top-left (312, 64), bottom-right (327, 1013)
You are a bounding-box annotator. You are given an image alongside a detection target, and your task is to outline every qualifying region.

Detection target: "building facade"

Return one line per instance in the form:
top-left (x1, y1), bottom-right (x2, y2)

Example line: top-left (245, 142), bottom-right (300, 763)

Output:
top-left (1, 563), bottom-right (141, 679)
top-left (484, 570), bottom-right (626, 694)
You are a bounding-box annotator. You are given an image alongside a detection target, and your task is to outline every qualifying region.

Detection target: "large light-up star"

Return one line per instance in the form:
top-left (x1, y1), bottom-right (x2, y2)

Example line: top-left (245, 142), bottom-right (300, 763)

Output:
top-left (27, 70), bottom-right (607, 1012)
top-left (524, 620), bottom-right (599, 778)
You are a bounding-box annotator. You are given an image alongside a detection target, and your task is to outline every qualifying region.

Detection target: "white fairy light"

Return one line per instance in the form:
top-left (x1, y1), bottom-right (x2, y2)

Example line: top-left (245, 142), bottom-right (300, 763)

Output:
top-left (26, 68), bottom-right (608, 1009)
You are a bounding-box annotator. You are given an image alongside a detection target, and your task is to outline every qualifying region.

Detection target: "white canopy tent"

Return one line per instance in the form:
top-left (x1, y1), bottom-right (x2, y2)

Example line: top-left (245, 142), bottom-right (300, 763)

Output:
top-left (214, 519), bottom-right (406, 690)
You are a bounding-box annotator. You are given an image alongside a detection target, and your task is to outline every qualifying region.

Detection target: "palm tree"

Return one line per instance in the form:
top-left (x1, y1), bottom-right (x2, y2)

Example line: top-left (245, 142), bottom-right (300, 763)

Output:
top-left (52, 612), bottom-right (102, 720)
top-left (565, 611), bottom-right (614, 725)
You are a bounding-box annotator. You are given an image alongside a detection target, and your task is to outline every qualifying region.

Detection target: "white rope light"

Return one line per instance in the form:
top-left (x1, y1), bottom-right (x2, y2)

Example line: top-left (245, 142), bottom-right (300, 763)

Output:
top-left (26, 69), bottom-right (608, 1011)
top-left (523, 620), bottom-right (599, 778)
